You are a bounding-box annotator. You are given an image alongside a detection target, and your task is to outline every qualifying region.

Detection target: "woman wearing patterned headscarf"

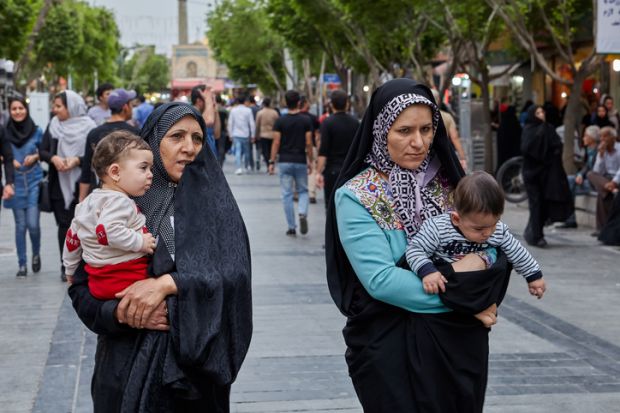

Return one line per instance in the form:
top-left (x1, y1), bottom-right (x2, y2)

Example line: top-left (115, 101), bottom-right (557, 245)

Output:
top-left (3, 97), bottom-right (45, 277)
top-left (40, 90), bottom-right (96, 280)
top-left (68, 103), bottom-right (252, 412)
top-left (325, 79), bottom-right (511, 412)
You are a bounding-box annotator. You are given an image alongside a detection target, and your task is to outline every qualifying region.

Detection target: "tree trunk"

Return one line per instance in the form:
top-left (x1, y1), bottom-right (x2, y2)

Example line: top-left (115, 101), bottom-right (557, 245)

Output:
top-left (562, 69), bottom-right (587, 174)
top-left (479, 69), bottom-right (494, 172)
top-left (262, 64), bottom-right (286, 99)
top-left (301, 58), bottom-right (314, 103)
top-left (352, 74), bottom-right (368, 118)
top-left (315, 52), bottom-right (326, 103)
top-left (14, 0), bottom-right (55, 87)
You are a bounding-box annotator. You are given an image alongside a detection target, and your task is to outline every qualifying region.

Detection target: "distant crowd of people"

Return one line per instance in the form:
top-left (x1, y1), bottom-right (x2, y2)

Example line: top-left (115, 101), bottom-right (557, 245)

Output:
top-left (494, 93), bottom-right (620, 246)
top-left (1, 76), bottom-right (619, 411)
top-left (0, 83), bottom-right (365, 279)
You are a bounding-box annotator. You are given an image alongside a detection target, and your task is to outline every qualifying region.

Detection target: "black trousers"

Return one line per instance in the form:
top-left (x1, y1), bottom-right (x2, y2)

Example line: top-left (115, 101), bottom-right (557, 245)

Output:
top-left (51, 198), bottom-right (76, 271)
top-left (524, 181), bottom-right (545, 244)
top-left (259, 138), bottom-right (273, 169)
top-left (323, 166), bottom-right (341, 209)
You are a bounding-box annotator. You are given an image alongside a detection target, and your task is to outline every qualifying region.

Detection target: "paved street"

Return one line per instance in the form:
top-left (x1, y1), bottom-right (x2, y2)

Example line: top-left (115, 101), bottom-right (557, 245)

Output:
top-left (1, 162), bottom-right (620, 412)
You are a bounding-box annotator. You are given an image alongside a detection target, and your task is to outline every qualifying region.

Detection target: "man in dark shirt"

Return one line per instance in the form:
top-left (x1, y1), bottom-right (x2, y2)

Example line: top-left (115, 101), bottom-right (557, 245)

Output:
top-left (269, 90), bottom-right (313, 236)
top-left (316, 90), bottom-right (358, 209)
top-left (78, 88), bottom-right (140, 201)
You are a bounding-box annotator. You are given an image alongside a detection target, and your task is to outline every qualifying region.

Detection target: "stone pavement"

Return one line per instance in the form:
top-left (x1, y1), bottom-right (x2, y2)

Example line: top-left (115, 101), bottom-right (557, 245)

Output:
top-left (1, 163), bottom-right (620, 412)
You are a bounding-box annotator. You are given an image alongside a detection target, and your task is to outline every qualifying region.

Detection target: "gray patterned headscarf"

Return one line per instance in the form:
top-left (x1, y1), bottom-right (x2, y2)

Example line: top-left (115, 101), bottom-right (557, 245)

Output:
top-left (365, 93), bottom-right (442, 240)
top-left (135, 103), bottom-right (203, 258)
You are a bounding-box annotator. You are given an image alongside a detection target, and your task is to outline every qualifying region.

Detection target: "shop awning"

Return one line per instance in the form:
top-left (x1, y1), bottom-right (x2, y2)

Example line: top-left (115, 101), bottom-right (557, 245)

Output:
top-left (171, 78), bottom-right (226, 92)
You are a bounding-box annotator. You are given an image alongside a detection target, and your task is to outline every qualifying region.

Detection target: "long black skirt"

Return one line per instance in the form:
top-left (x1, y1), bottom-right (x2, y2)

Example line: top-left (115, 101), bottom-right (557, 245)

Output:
top-left (599, 193), bottom-right (620, 245)
top-left (344, 252), bottom-right (511, 412)
top-left (343, 306), bottom-right (489, 413)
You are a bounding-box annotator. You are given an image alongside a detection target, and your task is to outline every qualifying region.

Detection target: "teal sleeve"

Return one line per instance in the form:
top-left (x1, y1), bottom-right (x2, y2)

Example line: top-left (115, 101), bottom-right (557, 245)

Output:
top-left (335, 188), bottom-right (450, 314)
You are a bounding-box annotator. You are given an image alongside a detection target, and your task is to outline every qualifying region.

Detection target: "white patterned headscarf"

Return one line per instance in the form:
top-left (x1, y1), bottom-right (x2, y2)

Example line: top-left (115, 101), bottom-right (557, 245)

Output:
top-left (49, 90), bottom-right (96, 209)
top-left (365, 93), bottom-right (442, 240)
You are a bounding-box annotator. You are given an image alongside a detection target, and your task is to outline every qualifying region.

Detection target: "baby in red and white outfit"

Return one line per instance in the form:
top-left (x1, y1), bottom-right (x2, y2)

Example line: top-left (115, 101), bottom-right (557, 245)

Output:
top-left (63, 130), bottom-right (156, 299)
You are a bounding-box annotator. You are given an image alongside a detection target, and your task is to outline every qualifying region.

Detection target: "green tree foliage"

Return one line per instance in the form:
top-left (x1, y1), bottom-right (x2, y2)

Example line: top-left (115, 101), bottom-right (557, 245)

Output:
top-left (22, 0), bottom-right (120, 93)
top-left (267, 0), bottom-right (445, 102)
top-left (72, 3), bottom-right (120, 91)
top-left (423, 0), bottom-right (515, 171)
top-left (207, 0), bottom-right (286, 95)
top-left (119, 46), bottom-right (170, 93)
top-left (33, 0), bottom-right (82, 76)
top-left (0, 0), bottom-right (40, 61)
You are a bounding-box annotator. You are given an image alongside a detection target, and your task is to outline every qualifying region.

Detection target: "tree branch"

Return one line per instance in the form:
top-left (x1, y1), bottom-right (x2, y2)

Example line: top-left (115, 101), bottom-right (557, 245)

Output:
top-left (487, 0), bottom-right (572, 85)
top-left (14, 0), bottom-right (55, 82)
top-left (537, 2), bottom-right (572, 64)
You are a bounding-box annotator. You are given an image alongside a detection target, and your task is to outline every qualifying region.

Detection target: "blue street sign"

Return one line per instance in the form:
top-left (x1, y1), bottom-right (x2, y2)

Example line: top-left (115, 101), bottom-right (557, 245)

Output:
top-left (323, 73), bottom-right (341, 84)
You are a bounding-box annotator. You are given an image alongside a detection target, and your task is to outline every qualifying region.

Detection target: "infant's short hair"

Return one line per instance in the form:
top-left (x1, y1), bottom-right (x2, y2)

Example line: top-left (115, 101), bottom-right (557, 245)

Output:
top-left (454, 171), bottom-right (505, 217)
top-left (92, 130), bottom-right (151, 180)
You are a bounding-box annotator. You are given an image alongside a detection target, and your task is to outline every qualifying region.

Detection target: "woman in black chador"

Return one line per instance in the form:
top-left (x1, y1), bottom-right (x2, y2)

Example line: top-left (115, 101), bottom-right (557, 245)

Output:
top-left (521, 105), bottom-right (573, 247)
top-left (69, 103), bottom-right (252, 412)
top-left (496, 104), bottom-right (522, 170)
top-left (325, 79), bottom-right (512, 412)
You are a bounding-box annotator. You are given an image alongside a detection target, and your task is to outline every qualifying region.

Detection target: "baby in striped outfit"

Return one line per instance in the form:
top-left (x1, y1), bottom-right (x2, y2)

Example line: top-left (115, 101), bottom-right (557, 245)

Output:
top-left (406, 171), bottom-right (546, 326)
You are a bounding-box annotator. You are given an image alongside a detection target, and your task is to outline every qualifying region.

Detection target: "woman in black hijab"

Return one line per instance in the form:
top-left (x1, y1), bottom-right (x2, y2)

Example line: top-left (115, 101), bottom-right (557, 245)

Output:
top-left (3, 97), bottom-right (44, 277)
top-left (325, 79), bottom-right (511, 412)
top-left (68, 103), bottom-right (252, 412)
top-left (521, 105), bottom-right (572, 247)
top-left (496, 104), bottom-right (522, 170)
top-left (592, 104), bottom-right (614, 129)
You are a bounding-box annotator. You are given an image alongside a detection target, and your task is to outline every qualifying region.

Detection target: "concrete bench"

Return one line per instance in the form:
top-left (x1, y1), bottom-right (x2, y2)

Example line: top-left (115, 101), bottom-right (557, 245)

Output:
top-left (574, 192), bottom-right (597, 228)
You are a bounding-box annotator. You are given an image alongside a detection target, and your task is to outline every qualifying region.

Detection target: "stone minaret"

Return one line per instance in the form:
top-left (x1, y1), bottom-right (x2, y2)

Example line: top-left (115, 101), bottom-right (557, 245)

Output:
top-left (178, 0), bottom-right (188, 45)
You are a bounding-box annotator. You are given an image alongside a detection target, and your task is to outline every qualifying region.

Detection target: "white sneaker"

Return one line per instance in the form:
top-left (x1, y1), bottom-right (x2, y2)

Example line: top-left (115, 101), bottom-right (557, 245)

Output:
top-left (235, 168), bottom-right (243, 175)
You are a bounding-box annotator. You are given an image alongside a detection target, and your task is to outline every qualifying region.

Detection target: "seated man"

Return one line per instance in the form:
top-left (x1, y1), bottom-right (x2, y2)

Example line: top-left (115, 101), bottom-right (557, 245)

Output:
top-left (587, 126), bottom-right (620, 235)
top-left (559, 125), bottom-right (600, 228)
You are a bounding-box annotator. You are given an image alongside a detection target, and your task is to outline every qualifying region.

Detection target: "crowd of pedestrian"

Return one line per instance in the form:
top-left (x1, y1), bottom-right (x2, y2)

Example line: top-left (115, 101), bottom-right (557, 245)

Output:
top-left (0, 76), bottom-right (619, 412)
top-left (494, 93), bottom-right (620, 246)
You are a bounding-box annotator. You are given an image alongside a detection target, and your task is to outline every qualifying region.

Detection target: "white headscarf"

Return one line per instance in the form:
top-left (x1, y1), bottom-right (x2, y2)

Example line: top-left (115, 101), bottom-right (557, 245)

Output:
top-left (48, 90), bottom-right (96, 209)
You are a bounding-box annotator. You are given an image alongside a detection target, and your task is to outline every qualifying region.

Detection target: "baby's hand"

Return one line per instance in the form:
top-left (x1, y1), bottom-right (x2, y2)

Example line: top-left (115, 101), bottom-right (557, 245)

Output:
top-left (141, 232), bottom-right (156, 254)
top-left (422, 271), bottom-right (448, 294)
top-left (475, 303), bottom-right (498, 329)
top-left (528, 278), bottom-right (546, 299)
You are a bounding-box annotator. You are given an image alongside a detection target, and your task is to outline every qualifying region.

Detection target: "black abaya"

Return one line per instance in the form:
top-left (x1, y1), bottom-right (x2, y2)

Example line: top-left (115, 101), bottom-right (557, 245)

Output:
top-left (496, 106), bottom-right (522, 170)
top-left (69, 103), bottom-right (252, 412)
top-left (521, 106), bottom-right (573, 244)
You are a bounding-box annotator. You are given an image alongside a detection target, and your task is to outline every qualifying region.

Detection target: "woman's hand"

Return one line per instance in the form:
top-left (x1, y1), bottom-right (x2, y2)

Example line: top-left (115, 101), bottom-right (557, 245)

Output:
top-left (115, 274), bottom-right (178, 329)
top-left (64, 156), bottom-right (80, 170)
top-left (23, 154), bottom-right (38, 167)
top-left (142, 301), bottom-right (170, 331)
top-left (2, 184), bottom-right (14, 200)
top-left (13, 159), bottom-right (22, 169)
top-left (51, 155), bottom-right (67, 172)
